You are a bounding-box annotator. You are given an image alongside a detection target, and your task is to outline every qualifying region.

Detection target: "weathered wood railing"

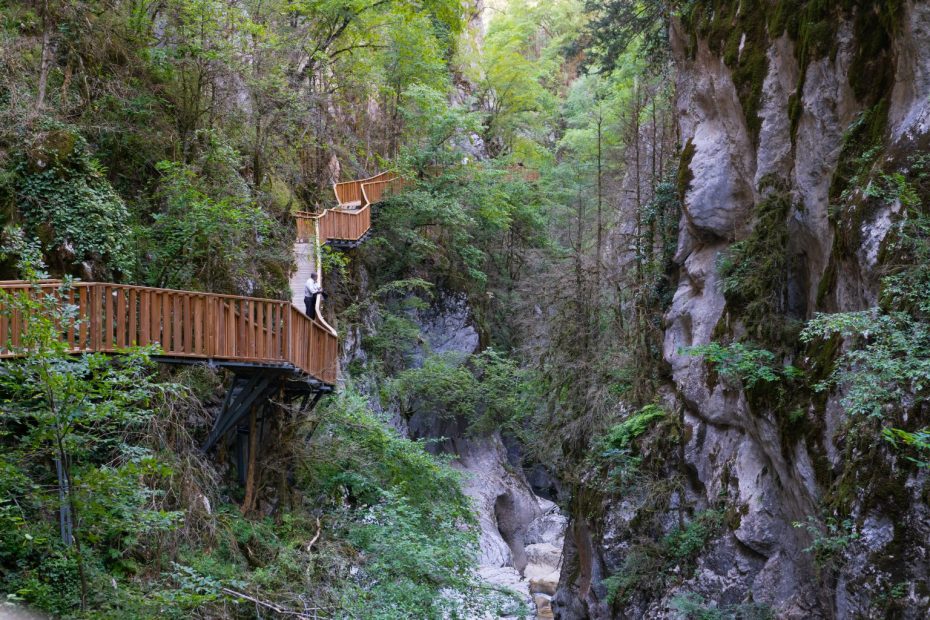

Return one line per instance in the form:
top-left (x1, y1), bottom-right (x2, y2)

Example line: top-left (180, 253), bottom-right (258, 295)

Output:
top-left (0, 282), bottom-right (338, 384)
top-left (333, 171), bottom-right (397, 208)
top-left (361, 175), bottom-right (405, 206)
top-left (294, 205), bottom-right (372, 245)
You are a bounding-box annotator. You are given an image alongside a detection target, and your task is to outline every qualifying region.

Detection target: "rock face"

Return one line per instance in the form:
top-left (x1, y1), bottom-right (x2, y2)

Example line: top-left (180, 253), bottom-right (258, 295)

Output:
top-left (401, 295), bottom-right (566, 618)
top-left (554, 3), bottom-right (930, 618)
top-left (349, 291), bottom-right (566, 617)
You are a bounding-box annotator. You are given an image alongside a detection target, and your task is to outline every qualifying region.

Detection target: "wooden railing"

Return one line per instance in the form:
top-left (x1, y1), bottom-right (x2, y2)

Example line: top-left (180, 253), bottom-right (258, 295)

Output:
top-left (295, 170), bottom-right (401, 244)
top-left (319, 205), bottom-right (371, 242)
top-left (361, 175), bottom-right (405, 206)
top-left (333, 171), bottom-right (397, 208)
top-left (0, 282), bottom-right (338, 385)
top-left (294, 205), bottom-right (372, 245)
top-left (296, 213), bottom-right (316, 242)
top-left (505, 165), bottom-right (540, 183)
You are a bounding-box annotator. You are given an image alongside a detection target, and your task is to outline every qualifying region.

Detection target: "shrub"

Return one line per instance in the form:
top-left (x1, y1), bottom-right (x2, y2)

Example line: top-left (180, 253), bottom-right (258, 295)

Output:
top-left (683, 342), bottom-right (802, 390)
top-left (12, 123), bottom-right (134, 276)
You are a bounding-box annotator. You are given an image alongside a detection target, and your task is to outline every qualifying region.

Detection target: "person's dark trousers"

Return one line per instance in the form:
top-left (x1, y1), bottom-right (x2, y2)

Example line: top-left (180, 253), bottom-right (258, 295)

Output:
top-left (304, 294), bottom-right (317, 319)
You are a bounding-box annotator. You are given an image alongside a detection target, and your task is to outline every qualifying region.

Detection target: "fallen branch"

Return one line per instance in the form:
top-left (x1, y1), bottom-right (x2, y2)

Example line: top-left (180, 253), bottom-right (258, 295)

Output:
top-left (221, 587), bottom-right (326, 618)
top-left (306, 517), bottom-right (322, 551)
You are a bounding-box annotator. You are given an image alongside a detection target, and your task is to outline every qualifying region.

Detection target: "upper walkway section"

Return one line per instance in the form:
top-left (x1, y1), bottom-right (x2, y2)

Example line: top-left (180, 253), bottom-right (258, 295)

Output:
top-left (295, 171), bottom-right (403, 245)
top-left (333, 171), bottom-right (404, 209)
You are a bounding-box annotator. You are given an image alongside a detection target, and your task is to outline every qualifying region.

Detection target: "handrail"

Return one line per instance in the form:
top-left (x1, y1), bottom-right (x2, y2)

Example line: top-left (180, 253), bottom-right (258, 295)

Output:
top-left (333, 171), bottom-right (397, 208)
top-left (360, 174), bottom-right (404, 206)
top-left (0, 282), bottom-right (338, 385)
top-left (295, 169), bottom-right (402, 342)
top-left (294, 204), bottom-right (371, 245)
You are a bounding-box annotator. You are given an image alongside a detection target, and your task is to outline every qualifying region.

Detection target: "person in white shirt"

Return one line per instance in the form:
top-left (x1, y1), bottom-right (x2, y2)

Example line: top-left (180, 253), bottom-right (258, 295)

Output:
top-left (304, 273), bottom-right (323, 319)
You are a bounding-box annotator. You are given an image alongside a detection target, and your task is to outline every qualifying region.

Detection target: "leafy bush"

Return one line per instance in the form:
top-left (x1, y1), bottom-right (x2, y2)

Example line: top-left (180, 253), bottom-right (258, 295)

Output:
top-left (603, 510), bottom-right (723, 605)
top-left (792, 516), bottom-right (859, 572)
top-left (591, 404), bottom-right (668, 493)
top-left (683, 342), bottom-right (802, 389)
top-left (0, 273), bottom-right (183, 613)
top-left (801, 207), bottom-right (930, 422)
top-left (298, 389), bottom-right (490, 618)
top-left (717, 188), bottom-right (794, 343)
top-left (801, 310), bottom-right (930, 417)
top-left (390, 348), bottom-right (538, 436)
top-left (671, 591), bottom-right (774, 620)
top-left (601, 404), bottom-right (666, 449)
top-left (12, 123), bottom-right (134, 276)
top-left (663, 510), bottom-right (724, 561)
top-left (138, 157), bottom-right (290, 296)
top-left (883, 427), bottom-right (930, 468)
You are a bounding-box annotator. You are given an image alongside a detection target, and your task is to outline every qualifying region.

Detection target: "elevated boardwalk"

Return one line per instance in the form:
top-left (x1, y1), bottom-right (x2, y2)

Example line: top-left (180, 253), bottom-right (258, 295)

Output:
top-left (0, 171), bottom-right (402, 390)
top-left (0, 169), bottom-right (401, 482)
top-left (0, 281), bottom-right (338, 385)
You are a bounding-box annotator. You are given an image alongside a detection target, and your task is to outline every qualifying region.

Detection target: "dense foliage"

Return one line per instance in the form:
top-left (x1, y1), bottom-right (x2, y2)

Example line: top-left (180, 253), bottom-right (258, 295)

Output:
top-left (2, 0), bottom-right (928, 616)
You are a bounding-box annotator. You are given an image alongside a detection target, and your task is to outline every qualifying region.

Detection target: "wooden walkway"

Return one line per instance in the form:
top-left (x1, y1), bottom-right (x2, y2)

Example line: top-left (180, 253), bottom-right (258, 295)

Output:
top-left (0, 171), bottom-right (401, 388)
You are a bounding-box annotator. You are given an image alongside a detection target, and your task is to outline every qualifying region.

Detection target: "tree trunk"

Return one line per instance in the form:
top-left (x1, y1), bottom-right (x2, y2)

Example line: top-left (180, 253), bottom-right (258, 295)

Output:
top-left (241, 407), bottom-right (259, 515)
top-left (35, 0), bottom-right (55, 113)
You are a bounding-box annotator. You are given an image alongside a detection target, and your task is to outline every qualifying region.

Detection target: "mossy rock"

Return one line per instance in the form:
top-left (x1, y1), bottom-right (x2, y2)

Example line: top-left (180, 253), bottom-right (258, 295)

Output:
top-left (677, 139), bottom-right (696, 201)
top-left (25, 129), bottom-right (78, 173)
top-left (682, 1), bottom-right (904, 146)
top-left (717, 185), bottom-right (794, 345)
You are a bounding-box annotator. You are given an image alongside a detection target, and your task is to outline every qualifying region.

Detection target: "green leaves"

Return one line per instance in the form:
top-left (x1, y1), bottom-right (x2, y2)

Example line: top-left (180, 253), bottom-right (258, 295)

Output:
top-left (389, 348), bottom-right (538, 436)
top-left (883, 427), bottom-right (930, 468)
top-left (683, 342), bottom-right (803, 390)
top-left (800, 205), bottom-right (930, 423)
top-left (139, 156), bottom-right (289, 295)
top-left (295, 388), bottom-right (491, 618)
top-left (603, 509), bottom-right (724, 606)
top-left (600, 404), bottom-right (666, 450)
top-left (801, 310), bottom-right (930, 417)
top-left (792, 516), bottom-right (859, 571)
top-left (0, 277), bottom-right (184, 614)
top-left (13, 124), bottom-right (134, 277)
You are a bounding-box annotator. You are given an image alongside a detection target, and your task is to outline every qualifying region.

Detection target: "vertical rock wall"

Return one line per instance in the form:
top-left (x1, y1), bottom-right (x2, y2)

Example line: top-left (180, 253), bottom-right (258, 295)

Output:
top-left (555, 2), bottom-right (930, 618)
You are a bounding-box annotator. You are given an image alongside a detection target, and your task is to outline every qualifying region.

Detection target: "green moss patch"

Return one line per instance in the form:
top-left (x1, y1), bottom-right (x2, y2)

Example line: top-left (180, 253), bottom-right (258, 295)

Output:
top-left (681, 1), bottom-right (904, 146)
top-left (677, 138), bottom-right (696, 201)
top-left (717, 182), bottom-right (794, 344)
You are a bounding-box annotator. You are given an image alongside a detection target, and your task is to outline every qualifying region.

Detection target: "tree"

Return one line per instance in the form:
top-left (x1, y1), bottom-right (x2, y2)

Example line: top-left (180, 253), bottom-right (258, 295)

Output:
top-left (0, 235), bottom-right (180, 611)
top-left (583, 0), bottom-right (673, 72)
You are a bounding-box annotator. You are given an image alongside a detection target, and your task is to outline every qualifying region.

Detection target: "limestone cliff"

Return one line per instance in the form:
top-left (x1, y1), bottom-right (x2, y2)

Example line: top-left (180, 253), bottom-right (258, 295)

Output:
top-left (554, 2), bottom-right (930, 618)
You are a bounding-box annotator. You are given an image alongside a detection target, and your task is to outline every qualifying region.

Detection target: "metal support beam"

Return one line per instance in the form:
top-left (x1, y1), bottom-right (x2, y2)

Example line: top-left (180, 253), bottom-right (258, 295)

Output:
top-left (304, 390), bottom-right (326, 414)
top-left (203, 372), bottom-right (278, 452)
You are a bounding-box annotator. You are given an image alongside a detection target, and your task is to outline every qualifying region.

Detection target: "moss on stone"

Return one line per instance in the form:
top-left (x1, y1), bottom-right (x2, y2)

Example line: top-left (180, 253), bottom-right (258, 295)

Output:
top-left (815, 258), bottom-right (838, 309)
top-left (683, 0), bottom-right (770, 145)
top-left (717, 184), bottom-right (794, 344)
top-left (682, 1), bottom-right (903, 147)
top-left (677, 138), bottom-right (696, 201)
top-left (805, 332), bottom-right (842, 387)
top-left (848, 0), bottom-right (903, 103)
top-left (826, 416), bottom-right (913, 518)
top-left (829, 100), bottom-right (889, 255)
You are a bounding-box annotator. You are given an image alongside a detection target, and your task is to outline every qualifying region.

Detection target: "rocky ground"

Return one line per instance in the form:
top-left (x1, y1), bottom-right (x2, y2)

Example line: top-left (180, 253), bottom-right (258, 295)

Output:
top-left (477, 500), bottom-right (566, 619)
